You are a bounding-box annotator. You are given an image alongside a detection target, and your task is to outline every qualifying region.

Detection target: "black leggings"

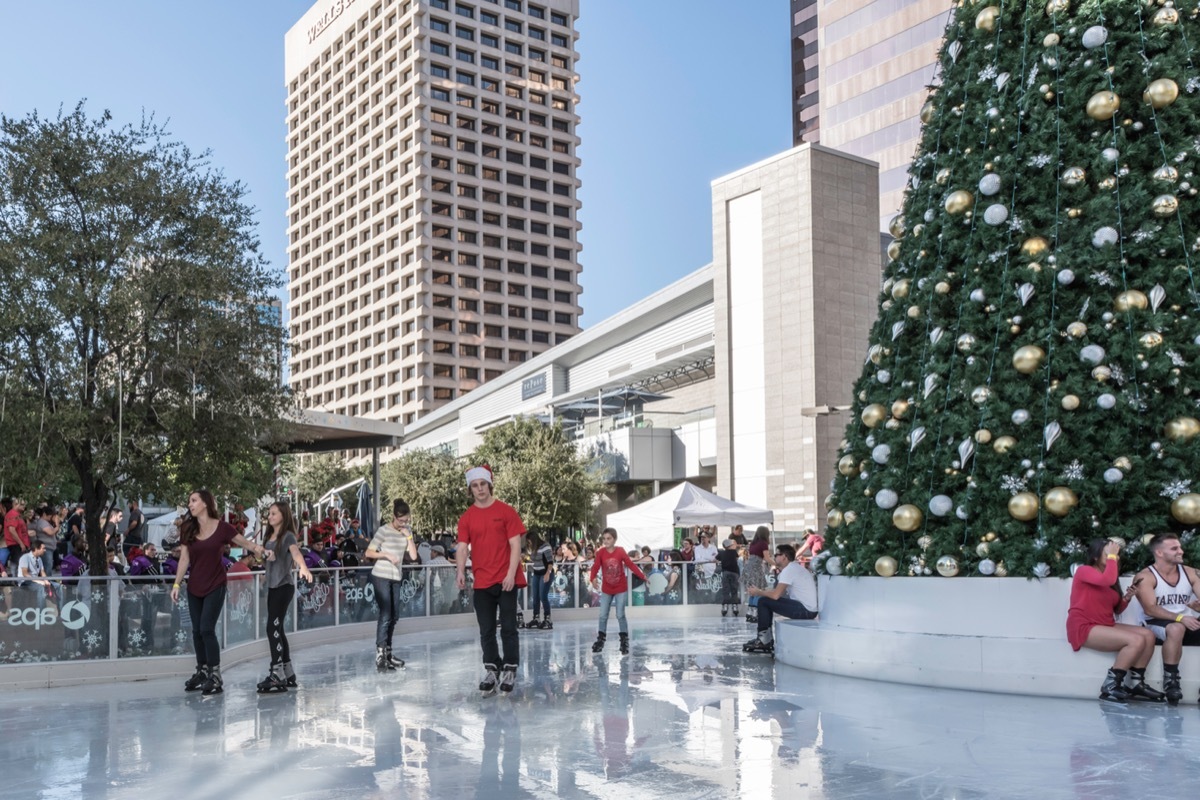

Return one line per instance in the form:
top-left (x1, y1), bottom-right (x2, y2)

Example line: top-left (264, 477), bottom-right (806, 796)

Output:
top-left (267, 584), bottom-right (295, 665)
top-left (187, 585), bottom-right (227, 667)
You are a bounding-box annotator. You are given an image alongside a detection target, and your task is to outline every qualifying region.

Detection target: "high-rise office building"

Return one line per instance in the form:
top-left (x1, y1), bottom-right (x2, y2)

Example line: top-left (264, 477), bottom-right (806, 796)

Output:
top-left (285, 0), bottom-right (583, 427)
top-left (791, 0), bottom-right (819, 145)
top-left (816, 1), bottom-right (953, 227)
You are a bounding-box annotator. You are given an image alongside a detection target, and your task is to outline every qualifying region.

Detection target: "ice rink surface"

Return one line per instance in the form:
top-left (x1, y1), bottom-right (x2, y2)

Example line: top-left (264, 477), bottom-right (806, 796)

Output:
top-left (4, 618), bottom-right (1200, 799)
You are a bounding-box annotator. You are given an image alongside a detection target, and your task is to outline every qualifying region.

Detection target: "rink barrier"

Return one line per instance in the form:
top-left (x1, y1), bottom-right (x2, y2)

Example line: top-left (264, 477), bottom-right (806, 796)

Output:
top-left (0, 561), bottom-right (729, 689)
top-left (773, 575), bottom-right (1198, 701)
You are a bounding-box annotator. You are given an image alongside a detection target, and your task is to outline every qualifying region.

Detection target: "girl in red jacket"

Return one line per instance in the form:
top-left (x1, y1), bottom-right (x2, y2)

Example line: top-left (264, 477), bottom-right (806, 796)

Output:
top-left (589, 528), bottom-right (646, 655)
top-left (1067, 538), bottom-right (1162, 703)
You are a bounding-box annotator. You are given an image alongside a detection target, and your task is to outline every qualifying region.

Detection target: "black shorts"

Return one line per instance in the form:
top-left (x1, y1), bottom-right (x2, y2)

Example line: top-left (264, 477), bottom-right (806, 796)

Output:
top-left (1146, 619), bottom-right (1200, 646)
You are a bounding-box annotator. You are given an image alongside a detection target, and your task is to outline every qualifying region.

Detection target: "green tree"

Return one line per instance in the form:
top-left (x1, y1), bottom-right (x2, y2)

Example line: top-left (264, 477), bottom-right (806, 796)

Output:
top-left (825, 2), bottom-right (1200, 579)
top-left (380, 448), bottom-right (465, 534)
top-left (0, 105), bottom-right (291, 574)
top-left (292, 453), bottom-right (362, 512)
top-left (473, 417), bottom-right (603, 534)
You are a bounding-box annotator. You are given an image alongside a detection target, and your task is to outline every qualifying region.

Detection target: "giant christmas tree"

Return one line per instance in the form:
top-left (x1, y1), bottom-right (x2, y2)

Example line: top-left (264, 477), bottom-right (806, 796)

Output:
top-left (822, 0), bottom-right (1200, 579)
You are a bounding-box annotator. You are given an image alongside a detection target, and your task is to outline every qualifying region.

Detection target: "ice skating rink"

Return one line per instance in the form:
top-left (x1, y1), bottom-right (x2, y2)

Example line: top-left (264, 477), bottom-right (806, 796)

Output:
top-left (4, 618), bottom-right (1199, 799)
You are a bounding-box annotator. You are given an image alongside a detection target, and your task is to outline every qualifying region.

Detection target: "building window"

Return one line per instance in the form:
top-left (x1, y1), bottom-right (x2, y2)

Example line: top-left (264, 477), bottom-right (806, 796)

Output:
top-left (528, 4), bottom-right (545, 19)
top-left (461, 367), bottom-right (480, 380)
top-left (504, 41), bottom-right (522, 55)
top-left (456, 26), bottom-right (474, 40)
top-left (481, 53), bottom-right (499, 69)
top-left (431, 18), bottom-right (450, 33)
top-left (555, 312), bottom-right (572, 325)
top-left (551, 33), bottom-right (568, 47)
top-left (532, 330), bottom-right (549, 343)
top-left (504, 19), bottom-right (522, 33)
top-left (457, 48), bottom-right (475, 63)
top-left (481, 10), bottom-right (498, 25)
top-left (550, 11), bottom-right (567, 25)
top-left (485, 347), bottom-right (504, 360)
top-left (485, 324), bottom-right (504, 337)
top-left (430, 64), bottom-right (451, 79)
top-left (505, 0), bottom-right (521, 9)
top-left (455, 4), bottom-right (474, 18)
top-left (529, 26), bottom-right (545, 40)
top-left (433, 387), bottom-right (454, 400)
top-left (462, 344), bottom-right (479, 357)
top-left (431, 41), bottom-right (450, 56)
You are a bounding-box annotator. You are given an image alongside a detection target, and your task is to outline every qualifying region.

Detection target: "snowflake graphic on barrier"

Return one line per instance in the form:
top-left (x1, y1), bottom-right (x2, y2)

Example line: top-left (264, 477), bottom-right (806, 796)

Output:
top-left (128, 630), bottom-right (146, 649)
top-left (175, 631), bottom-right (189, 644)
top-left (92, 590), bottom-right (105, 604)
top-left (83, 631), bottom-right (102, 650)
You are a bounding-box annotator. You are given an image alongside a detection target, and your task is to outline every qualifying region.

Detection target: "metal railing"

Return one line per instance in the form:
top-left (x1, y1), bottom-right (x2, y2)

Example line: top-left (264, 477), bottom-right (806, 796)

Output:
top-left (0, 560), bottom-right (732, 665)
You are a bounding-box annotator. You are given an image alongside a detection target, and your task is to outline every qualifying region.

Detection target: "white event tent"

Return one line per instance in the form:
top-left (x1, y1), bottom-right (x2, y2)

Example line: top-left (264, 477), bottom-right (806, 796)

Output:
top-left (605, 482), bottom-right (774, 553)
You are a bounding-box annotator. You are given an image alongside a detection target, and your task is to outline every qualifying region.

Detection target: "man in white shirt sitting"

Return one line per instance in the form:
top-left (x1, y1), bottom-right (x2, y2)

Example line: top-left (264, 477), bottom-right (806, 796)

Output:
top-left (19, 540), bottom-right (53, 609)
top-left (743, 543), bottom-right (817, 654)
top-left (692, 532), bottom-right (718, 579)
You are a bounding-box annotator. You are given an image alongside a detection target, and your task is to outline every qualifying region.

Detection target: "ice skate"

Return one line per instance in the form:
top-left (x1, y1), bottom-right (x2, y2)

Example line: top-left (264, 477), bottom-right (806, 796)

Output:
top-left (479, 665), bottom-right (500, 696)
top-left (619, 632), bottom-right (629, 656)
top-left (1098, 669), bottom-right (1130, 703)
top-left (257, 665), bottom-right (288, 694)
top-left (202, 665), bottom-right (224, 695)
top-left (184, 665), bottom-right (208, 692)
top-left (592, 631), bottom-right (606, 653)
top-left (1163, 672), bottom-right (1182, 706)
top-left (499, 664), bottom-right (517, 693)
top-left (385, 646), bottom-right (405, 669)
top-left (376, 646), bottom-right (395, 671)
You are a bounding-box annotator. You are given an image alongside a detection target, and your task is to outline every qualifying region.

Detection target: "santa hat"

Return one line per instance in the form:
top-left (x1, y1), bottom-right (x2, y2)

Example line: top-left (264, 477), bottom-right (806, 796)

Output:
top-left (465, 464), bottom-right (494, 486)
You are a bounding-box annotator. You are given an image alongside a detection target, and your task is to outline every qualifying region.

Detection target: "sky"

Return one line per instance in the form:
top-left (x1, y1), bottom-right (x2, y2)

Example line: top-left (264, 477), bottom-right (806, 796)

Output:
top-left (0, 1), bottom-right (791, 326)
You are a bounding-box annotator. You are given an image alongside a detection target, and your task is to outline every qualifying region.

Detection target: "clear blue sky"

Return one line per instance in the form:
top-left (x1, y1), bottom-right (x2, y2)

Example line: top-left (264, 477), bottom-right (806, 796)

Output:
top-left (0, 1), bottom-right (791, 326)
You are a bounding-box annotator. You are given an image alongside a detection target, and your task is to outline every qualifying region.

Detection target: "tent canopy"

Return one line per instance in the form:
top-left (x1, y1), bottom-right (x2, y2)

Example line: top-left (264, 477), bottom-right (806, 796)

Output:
top-left (605, 482), bottom-right (774, 553)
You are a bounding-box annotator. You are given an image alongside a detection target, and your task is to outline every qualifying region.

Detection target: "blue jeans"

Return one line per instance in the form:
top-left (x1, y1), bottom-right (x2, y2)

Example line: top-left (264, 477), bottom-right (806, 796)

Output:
top-left (372, 575), bottom-right (403, 648)
top-left (598, 591), bottom-right (628, 634)
top-left (529, 571), bottom-right (551, 618)
top-left (0, 547), bottom-right (8, 568)
top-left (756, 596), bottom-right (816, 635)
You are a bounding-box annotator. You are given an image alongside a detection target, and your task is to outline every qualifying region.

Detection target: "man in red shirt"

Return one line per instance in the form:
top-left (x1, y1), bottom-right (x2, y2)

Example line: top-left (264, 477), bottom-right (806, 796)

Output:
top-left (456, 464), bottom-right (526, 695)
top-left (4, 498), bottom-right (30, 568)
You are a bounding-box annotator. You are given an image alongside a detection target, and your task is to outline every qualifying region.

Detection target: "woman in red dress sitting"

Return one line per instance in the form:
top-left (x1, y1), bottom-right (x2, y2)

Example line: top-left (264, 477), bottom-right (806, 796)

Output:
top-left (1067, 539), bottom-right (1163, 703)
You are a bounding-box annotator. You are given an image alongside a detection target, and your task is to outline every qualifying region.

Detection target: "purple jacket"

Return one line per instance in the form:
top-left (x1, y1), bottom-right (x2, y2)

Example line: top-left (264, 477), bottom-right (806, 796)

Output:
top-left (60, 553), bottom-right (87, 578)
top-left (129, 554), bottom-right (161, 576)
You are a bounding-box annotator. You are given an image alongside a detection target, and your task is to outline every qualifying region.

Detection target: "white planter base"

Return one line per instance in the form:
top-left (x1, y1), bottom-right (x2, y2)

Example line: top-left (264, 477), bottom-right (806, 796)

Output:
top-left (774, 575), bottom-right (1194, 701)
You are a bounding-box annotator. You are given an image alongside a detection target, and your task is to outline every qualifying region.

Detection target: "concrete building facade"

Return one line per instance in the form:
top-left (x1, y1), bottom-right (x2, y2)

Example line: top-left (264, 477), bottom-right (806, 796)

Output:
top-left (284, 0), bottom-right (584, 428)
top-left (398, 145), bottom-right (880, 534)
top-left (816, 0), bottom-right (953, 227)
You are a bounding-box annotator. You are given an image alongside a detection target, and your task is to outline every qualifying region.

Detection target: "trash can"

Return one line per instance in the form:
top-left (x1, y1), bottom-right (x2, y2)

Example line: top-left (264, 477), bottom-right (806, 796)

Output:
top-left (632, 586), bottom-right (645, 607)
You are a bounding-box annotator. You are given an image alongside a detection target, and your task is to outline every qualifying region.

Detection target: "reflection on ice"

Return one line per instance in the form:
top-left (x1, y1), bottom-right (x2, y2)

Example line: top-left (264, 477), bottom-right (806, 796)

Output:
top-left (4, 619), bottom-right (1200, 798)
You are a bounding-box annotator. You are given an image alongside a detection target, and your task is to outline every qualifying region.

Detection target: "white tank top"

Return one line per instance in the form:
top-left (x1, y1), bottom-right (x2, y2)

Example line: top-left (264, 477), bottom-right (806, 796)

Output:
top-left (1145, 565), bottom-right (1199, 620)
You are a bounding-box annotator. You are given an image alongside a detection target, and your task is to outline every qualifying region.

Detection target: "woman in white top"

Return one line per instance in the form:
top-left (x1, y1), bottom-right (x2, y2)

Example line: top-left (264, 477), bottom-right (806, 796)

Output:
top-left (363, 498), bottom-right (418, 671)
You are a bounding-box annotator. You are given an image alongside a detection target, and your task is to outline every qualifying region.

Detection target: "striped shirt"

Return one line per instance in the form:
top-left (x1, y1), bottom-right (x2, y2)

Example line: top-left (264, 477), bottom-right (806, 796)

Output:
top-left (368, 524), bottom-right (412, 581)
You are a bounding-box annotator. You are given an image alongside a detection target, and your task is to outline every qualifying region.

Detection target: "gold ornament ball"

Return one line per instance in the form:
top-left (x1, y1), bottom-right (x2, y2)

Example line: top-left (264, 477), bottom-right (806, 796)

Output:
top-left (891, 278), bottom-right (911, 300)
top-left (984, 532), bottom-right (998, 542)
top-left (1140, 331), bottom-right (1164, 349)
top-left (1021, 236), bottom-right (1050, 257)
top-left (1045, 0), bottom-right (1069, 13)
top-left (1153, 194), bottom-right (1180, 217)
top-left (1044, 486), bottom-right (1079, 517)
top-left (827, 509), bottom-right (844, 529)
top-left (935, 281), bottom-right (951, 294)
top-left (920, 102), bottom-right (935, 125)
top-left (1114, 456), bottom-right (1132, 471)
top-left (945, 190), bottom-right (975, 215)
top-left (838, 455), bottom-right (859, 476)
top-left (1067, 321), bottom-right (1088, 338)
top-left (1092, 366), bottom-right (1112, 382)
top-left (1165, 417), bottom-right (1200, 441)
top-left (1114, 290), bottom-right (1149, 312)
top-left (976, 542), bottom-right (990, 557)
top-left (861, 403), bottom-right (888, 428)
top-left (875, 556), bottom-right (899, 578)
top-left (1152, 7), bottom-right (1179, 27)
top-left (824, 493), bottom-right (835, 510)
top-left (1061, 394), bottom-right (1081, 411)
top-left (1153, 165), bottom-right (1180, 183)
top-left (1044, 33), bottom-right (1060, 47)
top-left (1171, 493), bottom-right (1200, 525)
top-left (1099, 177), bottom-right (1117, 190)
top-left (907, 305), bottom-right (922, 319)
top-left (893, 504), bottom-right (924, 532)
top-left (912, 223), bottom-right (925, 237)
top-left (1008, 491), bottom-right (1040, 521)
top-left (936, 167), bottom-right (952, 186)
top-left (1012, 345), bottom-right (1045, 374)
top-left (891, 399), bottom-right (910, 419)
top-left (1144, 78), bottom-right (1180, 110)
top-left (993, 435), bottom-right (1017, 453)
top-left (889, 214), bottom-right (907, 239)
top-left (995, 561), bottom-right (1008, 577)
top-left (970, 386), bottom-right (991, 405)
top-left (936, 555), bottom-right (960, 577)
top-left (1086, 91), bottom-right (1121, 121)
top-left (887, 240), bottom-right (902, 261)
top-left (974, 429), bottom-right (993, 444)
top-left (975, 5), bottom-right (1000, 31)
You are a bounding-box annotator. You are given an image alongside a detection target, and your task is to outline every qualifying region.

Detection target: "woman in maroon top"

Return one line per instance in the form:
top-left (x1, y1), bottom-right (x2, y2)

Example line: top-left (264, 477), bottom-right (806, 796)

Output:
top-left (1067, 539), bottom-right (1162, 703)
top-left (743, 526), bottom-right (771, 624)
top-left (170, 489), bottom-right (270, 695)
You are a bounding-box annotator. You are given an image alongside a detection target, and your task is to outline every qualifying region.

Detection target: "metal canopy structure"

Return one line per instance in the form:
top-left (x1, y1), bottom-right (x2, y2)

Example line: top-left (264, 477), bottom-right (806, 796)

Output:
top-left (272, 410), bottom-right (404, 454)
